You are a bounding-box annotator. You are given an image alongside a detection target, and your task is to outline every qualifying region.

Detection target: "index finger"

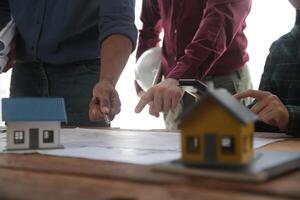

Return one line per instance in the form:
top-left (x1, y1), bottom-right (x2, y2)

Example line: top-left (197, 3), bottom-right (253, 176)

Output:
top-left (234, 90), bottom-right (269, 101)
top-left (134, 91), bottom-right (153, 113)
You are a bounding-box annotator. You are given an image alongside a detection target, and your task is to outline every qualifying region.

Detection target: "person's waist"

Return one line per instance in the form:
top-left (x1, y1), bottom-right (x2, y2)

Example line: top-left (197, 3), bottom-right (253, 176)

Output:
top-left (161, 59), bottom-right (247, 78)
top-left (16, 58), bottom-right (100, 66)
top-left (204, 65), bottom-right (247, 81)
top-left (15, 42), bottom-right (100, 65)
top-left (205, 61), bottom-right (246, 76)
top-left (162, 47), bottom-right (248, 72)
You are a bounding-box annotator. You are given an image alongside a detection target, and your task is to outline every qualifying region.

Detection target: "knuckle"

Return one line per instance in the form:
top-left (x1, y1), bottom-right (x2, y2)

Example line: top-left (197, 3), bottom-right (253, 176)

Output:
top-left (270, 94), bottom-right (278, 100)
top-left (267, 94), bottom-right (275, 101)
top-left (265, 91), bottom-right (272, 96)
top-left (140, 95), bottom-right (149, 102)
top-left (164, 92), bottom-right (172, 100)
top-left (174, 92), bottom-right (182, 99)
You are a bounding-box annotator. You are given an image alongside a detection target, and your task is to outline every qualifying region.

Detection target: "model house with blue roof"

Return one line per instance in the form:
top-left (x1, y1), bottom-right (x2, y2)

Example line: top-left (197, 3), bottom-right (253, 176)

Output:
top-left (1, 98), bottom-right (67, 150)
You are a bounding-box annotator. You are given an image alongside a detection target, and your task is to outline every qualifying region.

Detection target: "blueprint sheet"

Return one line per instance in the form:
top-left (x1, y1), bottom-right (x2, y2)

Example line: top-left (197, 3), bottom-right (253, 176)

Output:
top-left (0, 128), bottom-right (287, 165)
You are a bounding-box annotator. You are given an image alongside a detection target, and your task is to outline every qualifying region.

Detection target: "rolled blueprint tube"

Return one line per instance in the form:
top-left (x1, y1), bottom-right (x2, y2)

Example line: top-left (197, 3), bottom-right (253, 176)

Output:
top-left (0, 19), bottom-right (15, 74)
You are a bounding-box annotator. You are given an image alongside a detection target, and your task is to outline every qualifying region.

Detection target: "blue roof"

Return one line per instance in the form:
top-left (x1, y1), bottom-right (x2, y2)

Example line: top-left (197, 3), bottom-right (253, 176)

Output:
top-left (2, 98), bottom-right (67, 122)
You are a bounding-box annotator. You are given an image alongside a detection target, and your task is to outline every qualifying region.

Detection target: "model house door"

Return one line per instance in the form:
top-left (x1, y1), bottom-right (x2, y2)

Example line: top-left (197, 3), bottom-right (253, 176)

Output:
top-left (204, 133), bottom-right (216, 162)
top-left (29, 128), bottom-right (39, 149)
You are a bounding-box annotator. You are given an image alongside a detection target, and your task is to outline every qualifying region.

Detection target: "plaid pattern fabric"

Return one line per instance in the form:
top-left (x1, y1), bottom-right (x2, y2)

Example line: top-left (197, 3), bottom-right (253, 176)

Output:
top-left (257, 25), bottom-right (300, 136)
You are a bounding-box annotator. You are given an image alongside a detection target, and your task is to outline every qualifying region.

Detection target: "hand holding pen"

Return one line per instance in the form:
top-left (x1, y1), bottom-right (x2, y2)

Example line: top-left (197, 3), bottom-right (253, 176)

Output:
top-left (89, 80), bottom-right (121, 125)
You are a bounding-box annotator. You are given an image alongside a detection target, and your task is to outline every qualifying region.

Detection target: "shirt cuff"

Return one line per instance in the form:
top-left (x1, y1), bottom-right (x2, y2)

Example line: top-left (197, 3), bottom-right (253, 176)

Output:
top-left (286, 105), bottom-right (300, 136)
top-left (166, 46), bottom-right (215, 80)
top-left (136, 39), bottom-right (160, 61)
top-left (99, 22), bottom-right (137, 52)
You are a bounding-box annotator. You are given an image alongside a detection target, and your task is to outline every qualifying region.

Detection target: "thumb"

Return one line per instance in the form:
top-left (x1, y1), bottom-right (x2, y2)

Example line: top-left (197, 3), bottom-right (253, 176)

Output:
top-left (98, 92), bottom-right (111, 114)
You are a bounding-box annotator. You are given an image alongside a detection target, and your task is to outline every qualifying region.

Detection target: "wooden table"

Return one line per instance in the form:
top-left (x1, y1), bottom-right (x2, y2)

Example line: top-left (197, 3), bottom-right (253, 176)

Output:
top-left (0, 134), bottom-right (299, 200)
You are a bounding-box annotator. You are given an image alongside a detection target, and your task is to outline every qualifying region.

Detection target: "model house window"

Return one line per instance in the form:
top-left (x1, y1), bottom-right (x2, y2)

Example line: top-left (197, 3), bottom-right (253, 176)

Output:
top-left (43, 130), bottom-right (54, 143)
top-left (14, 131), bottom-right (25, 144)
top-left (186, 136), bottom-right (200, 153)
top-left (221, 136), bottom-right (235, 154)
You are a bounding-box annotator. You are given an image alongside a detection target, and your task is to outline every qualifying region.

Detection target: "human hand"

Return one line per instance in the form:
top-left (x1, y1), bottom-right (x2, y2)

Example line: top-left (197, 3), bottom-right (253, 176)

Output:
top-left (89, 80), bottom-right (121, 122)
top-left (134, 78), bottom-right (184, 117)
top-left (2, 39), bottom-right (16, 73)
top-left (234, 90), bottom-right (289, 131)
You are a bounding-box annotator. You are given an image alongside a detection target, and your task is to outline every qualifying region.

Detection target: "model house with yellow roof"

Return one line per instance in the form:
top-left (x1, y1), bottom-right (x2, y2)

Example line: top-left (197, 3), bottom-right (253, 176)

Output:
top-left (177, 85), bottom-right (257, 166)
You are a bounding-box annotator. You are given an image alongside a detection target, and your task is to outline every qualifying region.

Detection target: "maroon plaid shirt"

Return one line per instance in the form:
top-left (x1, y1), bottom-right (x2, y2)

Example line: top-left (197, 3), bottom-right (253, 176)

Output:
top-left (137, 0), bottom-right (252, 80)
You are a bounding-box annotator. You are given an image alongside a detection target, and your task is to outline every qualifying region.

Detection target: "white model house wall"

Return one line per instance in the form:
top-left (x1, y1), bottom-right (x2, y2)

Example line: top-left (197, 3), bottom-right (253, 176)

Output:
top-left (6, 121), bottom-right (60, 150)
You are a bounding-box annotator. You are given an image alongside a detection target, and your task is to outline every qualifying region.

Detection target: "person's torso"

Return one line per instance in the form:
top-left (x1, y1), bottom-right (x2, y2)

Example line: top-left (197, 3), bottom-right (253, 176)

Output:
top-left (157, 0), bottom-right (249, 78)
top-left (9, 0), bottom-right (100, 64)
top-left (263, 26), bottom-right (300, 106)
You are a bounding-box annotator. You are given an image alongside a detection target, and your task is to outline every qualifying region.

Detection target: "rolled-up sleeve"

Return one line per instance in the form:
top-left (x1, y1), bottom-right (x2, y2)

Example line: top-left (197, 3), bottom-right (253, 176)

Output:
top-left (0, 0), bottom-right (11, 29)
top-left (98, 0), bottom-right (137, 51)
top-left (167, 0), bottom-right (252, 80)
top-left (136, 0), bottom-right (162, 60)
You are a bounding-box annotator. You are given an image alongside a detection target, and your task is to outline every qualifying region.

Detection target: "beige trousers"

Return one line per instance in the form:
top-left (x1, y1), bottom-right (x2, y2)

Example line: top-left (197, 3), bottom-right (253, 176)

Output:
top-left (164, 65), bottom-right (252, 130)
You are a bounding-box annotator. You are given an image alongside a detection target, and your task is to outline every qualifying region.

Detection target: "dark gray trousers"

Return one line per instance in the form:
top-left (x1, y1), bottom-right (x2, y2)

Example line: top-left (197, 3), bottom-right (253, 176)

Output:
top-left (10, 59), bottom-right (108, 127)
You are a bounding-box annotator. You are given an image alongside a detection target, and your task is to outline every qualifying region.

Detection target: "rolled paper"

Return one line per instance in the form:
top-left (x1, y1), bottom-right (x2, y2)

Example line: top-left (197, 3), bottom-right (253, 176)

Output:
top-left (0, 19), bottom-right (15, 73)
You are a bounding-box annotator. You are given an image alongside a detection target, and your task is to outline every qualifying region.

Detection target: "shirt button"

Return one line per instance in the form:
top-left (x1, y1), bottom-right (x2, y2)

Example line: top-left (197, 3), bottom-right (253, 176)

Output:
top-left (31, 46), bottom-right (35, 51)
top-left (174, 29), bottom-right (177, 34)
top-left (36, 20), bottom-right (41, 25)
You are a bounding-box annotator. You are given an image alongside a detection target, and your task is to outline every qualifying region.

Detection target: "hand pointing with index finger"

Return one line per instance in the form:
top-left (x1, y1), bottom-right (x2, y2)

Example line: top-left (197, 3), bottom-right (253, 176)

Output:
top-left (234, 89), bottom-right (289, 131)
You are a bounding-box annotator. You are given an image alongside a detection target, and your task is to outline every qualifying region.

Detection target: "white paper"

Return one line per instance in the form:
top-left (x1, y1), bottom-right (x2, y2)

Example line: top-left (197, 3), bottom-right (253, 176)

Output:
top-left (0, 128), bottom-right (286, 165)
top-left (0, 19), bottom-right (16, 73)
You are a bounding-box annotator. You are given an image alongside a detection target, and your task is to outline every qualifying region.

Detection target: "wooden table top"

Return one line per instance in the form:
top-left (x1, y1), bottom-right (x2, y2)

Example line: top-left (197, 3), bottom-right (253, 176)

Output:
top-left (0, 132), bottom-right (299, 200)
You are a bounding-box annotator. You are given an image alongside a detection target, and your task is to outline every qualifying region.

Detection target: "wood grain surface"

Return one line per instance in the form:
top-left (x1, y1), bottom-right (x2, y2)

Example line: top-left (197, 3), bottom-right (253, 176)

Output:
top-left (0, 137), bottom-right (299, 200)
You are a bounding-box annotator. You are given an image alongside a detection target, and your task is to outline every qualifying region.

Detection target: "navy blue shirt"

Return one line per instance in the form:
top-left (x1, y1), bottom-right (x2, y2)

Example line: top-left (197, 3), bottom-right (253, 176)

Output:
top-left (0, 0), bottom-right (10, 29)
top-left (1, 0), bottom-right (137, 64)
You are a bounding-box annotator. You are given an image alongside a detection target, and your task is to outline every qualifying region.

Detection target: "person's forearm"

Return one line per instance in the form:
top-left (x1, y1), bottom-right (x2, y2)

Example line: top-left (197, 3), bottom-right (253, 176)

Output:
top-left (100, 34), bottom-right (132, 87)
